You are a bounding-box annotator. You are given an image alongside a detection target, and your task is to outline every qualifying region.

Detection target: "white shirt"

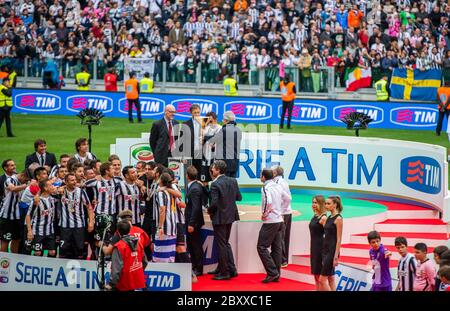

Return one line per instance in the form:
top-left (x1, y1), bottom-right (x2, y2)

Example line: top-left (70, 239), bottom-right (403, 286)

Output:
top-left (273, 176), bottom-right (292, 215)
top-left (261, 180), bottom-right (289, 224)
top-left (193, 118), bottom-right (201, 152)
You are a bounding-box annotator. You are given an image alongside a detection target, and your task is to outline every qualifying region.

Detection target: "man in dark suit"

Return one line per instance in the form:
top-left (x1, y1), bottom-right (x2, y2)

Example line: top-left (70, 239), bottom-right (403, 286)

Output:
top-left (185, 166), bottom-right (206, 276)
top-left (24, 138), bottom-right (57, 171)
top-left (181, 104), bottom-right (203, 177)
top-left (207, 160), bottom-right (242, 280)
top-left (149, 105), bottom-right (179, 167)
top-left (208, 111), bottom-right (242, 178)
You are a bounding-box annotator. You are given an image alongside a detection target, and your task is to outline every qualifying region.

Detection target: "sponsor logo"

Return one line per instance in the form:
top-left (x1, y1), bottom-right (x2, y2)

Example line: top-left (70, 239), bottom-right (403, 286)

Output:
top-left (0, 257), bottom-right (10, 284)
top-left (14, 93), bottom-right (61, 112)
top-left (224, 101), bottom-right (272, 121)
top-left (201, 228), bottom-right (218, 265)
top-left (145, 271), bottom-right (181, 291)
top-left (0, 276), bottom-right (8, 284)
top-left (0, 258), bottom-right (9, 269)
top-left (390, 107), bottom-right (438, 127)
top-left (333, 105), bottom-right (384, 124)
top-left (168, 162), bottom-right (180, 172)
top-left (66, 95), bottom-right (113, 113)
top-left (400, 156), bottom-right (441, 194)
top-left (171, 99), bottom-right (218, 118)
top-left (278, 103), bottom-right (327, 123)
top-left (131, 145), bottom-right (154, 161)
top-left (119, 97), bottom-right (165, 117)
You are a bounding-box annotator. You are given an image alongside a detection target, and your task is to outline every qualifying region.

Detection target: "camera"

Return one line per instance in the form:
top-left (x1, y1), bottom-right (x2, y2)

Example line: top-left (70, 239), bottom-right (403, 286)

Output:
top-left (95, 214), bottom-right (113, 240)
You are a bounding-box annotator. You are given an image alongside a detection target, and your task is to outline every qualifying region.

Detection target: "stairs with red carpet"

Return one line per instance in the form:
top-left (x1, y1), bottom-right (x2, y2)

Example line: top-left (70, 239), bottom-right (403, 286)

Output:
top-left (281, 200), bottom-right (449, 285)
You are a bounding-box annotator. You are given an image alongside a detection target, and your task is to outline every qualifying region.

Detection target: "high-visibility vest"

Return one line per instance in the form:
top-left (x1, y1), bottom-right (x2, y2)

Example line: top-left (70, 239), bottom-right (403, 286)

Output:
top-left (0, 85), bottom-right (12, 107)
top-left (8, 71), bottom-right (16, 87)
top-left (125, 78), bottom-right (139, 99)
top-left (223, 77), bottom-right (238, 96)
top-left (437, 86), bottom-right (450, 110)
top-left (140, 78), bottom-right (154, 93)
top-left (76, 72), bottom-right (90, 90)
top-left (375, 79), bottom-right (389, 101)
top-left (280, 81), bottom-right (296, 102)
top-left (114, 239), bottom-right (146, 291)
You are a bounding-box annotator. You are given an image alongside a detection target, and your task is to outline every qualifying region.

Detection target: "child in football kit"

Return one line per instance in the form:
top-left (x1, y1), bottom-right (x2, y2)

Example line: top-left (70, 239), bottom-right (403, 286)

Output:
top-left (413, 243), bottom-right (436, 291)
top-left (394, 236), bottom-right (416, 291)
top-left (367, 231), bottom-right (392, 291)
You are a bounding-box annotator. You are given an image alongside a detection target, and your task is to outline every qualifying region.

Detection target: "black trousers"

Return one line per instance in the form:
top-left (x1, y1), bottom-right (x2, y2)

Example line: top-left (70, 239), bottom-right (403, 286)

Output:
top-left (257, 222), bottom-right (283, 277)
top-left (280, 100), bottom-right (294, 129)
top-left (127, 98), bottom-right (142, 122)
top-left (436, 110), bottom-right (450, 134)
top-left (0, 106), bottom-right (13, 136)
top-left (186, 226), bottom-right (204, 274)
top-left (281, 214), bottom-right (292, 264)
top-left (213, 223), bottom-right (237, 276)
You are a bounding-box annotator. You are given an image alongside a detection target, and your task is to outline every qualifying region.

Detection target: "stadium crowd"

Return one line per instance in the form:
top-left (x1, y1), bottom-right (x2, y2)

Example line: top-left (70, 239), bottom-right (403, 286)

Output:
top-left (0, 0), bottom-right (450, 93)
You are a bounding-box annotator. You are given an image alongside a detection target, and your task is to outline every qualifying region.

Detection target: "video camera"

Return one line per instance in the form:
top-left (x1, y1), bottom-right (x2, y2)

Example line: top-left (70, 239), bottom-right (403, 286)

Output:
top-left (95, 214), bottom-right (113, 242)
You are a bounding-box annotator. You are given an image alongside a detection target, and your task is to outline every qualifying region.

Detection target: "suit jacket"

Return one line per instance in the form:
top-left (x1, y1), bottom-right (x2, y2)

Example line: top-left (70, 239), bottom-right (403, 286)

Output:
top-left (207, 175), bottom-right (241, 225)
top-left (208, 122), bottom-right (242, 175)
top-left (169, 28), bottom-right (186, 45)
top-left (180, 118), bottom-right (203, 160)
top-left (185, 181), bottom-right (205, 228)
top-left (149, 118), bottom-right (179, 166)
top-left (25, 152), bottom-right (57, 169)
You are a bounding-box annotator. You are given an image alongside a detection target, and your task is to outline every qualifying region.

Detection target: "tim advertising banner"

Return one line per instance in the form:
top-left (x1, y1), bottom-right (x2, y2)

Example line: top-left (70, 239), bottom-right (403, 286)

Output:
top-left (112, 133), bottom-right (447, 212)
top-left (12, 89), bottom-right (439, 130)
top-left (0, 252), bottom-right (191, 291)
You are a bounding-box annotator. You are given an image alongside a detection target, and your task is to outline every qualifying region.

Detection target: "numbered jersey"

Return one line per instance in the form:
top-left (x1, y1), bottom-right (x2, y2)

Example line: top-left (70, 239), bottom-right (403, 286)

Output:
top-left (28, 196), bottom-right (56, 236)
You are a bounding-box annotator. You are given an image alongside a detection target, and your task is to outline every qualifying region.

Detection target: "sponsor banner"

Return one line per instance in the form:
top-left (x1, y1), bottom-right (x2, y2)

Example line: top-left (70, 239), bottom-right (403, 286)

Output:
top-left (124, 57), bottom-right (155, 81)
top-left (112, 133), bottom-right (447, 212)
top-left (0, 252), bottom-right (191, 291)
top-left (335, 263), bottom-right (398, 291)
top-left (12, 89), bottom-right (440, 130)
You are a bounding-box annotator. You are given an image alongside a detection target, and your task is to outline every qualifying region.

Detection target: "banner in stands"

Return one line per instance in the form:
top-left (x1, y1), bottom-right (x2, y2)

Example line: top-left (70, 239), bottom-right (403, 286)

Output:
top-left (335, 263), bottom-right (398, 291)
top-left (0, 252), bottom-right (191, 291)
top-left (12, 89), bottom-right (440, 130)
top-left (124, 57), bottom-right (155, 80)
top-left (112, 133), bottom-right (448, 213)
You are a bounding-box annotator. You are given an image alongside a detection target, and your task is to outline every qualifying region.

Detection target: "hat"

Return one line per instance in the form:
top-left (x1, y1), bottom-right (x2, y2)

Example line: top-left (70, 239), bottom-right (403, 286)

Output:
top-left (117, 210), bottom-right (133, 220)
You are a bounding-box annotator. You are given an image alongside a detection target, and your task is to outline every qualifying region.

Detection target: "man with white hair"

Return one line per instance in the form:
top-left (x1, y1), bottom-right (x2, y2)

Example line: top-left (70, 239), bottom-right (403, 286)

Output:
top-left (208, 111), bottom-right (242, 178)
top-left (150, 104), bottom-right (179, 167)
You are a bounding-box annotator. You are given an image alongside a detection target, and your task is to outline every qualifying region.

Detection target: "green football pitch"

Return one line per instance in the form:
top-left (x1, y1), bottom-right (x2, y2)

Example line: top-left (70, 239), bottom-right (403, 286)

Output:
top-left (0, 114), bottom-right (449, 175)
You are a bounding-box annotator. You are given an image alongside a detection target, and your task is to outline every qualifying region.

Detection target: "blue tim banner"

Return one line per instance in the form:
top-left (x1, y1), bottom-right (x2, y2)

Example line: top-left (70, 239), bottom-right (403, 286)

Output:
top-left (390, 68), bottom-right (441, 101)
top-left (12, 88), bottom-right (439, 130)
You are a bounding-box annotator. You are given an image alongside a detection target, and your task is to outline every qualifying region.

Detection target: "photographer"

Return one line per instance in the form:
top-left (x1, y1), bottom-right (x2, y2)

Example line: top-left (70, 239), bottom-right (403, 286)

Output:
top-left (104, 67), bottom-right (118, 92)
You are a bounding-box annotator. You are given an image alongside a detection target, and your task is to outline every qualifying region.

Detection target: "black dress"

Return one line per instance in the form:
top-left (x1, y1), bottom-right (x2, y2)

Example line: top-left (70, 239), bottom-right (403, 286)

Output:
top-left (309, 214), bottom-right (326, 275)
top-left (321, 213), bottom-right (342, 276)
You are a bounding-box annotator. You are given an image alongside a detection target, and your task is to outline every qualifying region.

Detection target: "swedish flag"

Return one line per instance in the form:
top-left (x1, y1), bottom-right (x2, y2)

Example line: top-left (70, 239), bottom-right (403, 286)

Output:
top-left (390, 68), bottom-right (442, 101)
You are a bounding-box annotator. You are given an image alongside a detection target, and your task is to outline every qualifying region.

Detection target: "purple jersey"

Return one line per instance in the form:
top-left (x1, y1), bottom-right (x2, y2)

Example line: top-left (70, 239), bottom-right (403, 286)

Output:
top-left (370, 244), bottom-right (392, 289)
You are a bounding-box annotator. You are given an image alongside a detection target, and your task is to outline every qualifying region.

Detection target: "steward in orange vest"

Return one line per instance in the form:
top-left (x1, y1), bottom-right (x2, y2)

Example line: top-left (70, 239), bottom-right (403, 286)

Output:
top-left (279, 75), bottom-right (297, 129)
top-left (436, 82), bottom-right (450, 136)
top-left (124, 72), bottom-right (142, 123)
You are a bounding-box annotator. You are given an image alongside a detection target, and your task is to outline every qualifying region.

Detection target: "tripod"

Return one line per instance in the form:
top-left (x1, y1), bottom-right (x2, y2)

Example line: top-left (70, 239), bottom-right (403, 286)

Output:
top-left (96, 222), bottom-right (112, 291)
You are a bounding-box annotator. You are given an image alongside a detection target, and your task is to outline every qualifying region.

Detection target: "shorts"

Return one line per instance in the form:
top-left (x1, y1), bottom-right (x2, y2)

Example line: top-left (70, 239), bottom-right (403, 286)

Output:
top-left (0, 218), bottom-right (21, 241)
top-left (176, 223), bottom-right (186, 246)
top-left (371, 285), bottom-right (392, 291)
top-left (60, 227), bottom-right (85, 257)
top-left (33, 235), bottom-right (56, 252)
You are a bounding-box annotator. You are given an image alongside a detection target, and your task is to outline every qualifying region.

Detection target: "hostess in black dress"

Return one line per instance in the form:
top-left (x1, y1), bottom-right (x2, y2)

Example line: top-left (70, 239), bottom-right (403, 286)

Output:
top-left (309, 214), bottom-right (326, 275)
top-left (321, 213), bottom-right (342, 276)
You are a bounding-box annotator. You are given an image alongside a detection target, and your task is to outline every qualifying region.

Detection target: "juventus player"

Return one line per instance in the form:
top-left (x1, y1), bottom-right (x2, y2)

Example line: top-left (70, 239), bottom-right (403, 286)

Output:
top-left (116, 166), bottom-right (143, 227)
top-left (59, 174), bottom-right (94, 259)
top-left (74, 138), bottom-right (97, 164)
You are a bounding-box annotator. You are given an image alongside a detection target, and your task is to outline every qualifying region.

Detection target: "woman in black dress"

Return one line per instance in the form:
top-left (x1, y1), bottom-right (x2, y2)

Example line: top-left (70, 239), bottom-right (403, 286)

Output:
top-left (319, 195), bottom-right (343, 291)
top-left (309, 195), bottom-right (327, 290)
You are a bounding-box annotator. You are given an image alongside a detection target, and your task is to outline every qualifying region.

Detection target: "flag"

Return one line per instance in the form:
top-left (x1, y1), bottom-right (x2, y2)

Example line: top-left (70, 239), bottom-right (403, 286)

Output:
top-left (390, 68), bottom-right (441, 101)
top-left (345, 67), bottom-right (372, 91)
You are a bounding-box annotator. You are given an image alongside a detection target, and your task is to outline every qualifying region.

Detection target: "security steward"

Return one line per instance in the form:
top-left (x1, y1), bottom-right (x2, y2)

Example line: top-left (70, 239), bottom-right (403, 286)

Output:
top-left (124, 71), bottom-right (142, 123)
top-left (75, 66), bottom-right (91, 91)
top-left (279, 75), bottom-right (296, 129)
top-left (8, 67), bottom-right (17, 88)
top-left (223, 71), bottom-right (238, 96)
top-left (0, 78), bottom-right (14, 137)
top-left (436, 81), bottom-right (450, 136)
top-left (140, 72), bottom-right (154, 93)
top-left (374, 76), bottom-right (389, 101)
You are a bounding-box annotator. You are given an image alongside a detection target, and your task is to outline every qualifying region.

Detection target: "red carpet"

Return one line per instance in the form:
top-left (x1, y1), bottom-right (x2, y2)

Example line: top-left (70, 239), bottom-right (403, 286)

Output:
top-left (192, 273), bottom-right (316, 291)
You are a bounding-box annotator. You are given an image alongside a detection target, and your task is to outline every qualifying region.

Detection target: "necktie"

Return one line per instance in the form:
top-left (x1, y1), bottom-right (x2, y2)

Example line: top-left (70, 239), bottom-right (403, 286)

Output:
top-left (168, 121), bottom-right (174, 152)
top-left (40, 154), bottom-right (45, 166)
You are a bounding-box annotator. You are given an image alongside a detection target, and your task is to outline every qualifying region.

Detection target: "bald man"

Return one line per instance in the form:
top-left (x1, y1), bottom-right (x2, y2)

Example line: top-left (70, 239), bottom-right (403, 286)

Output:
top-left (150, 105), bottom-right (180, 167)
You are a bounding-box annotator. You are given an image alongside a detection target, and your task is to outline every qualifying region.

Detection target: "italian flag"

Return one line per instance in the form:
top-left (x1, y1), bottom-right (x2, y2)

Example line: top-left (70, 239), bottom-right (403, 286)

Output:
top-left (345, 67), bottom-right (372, 91)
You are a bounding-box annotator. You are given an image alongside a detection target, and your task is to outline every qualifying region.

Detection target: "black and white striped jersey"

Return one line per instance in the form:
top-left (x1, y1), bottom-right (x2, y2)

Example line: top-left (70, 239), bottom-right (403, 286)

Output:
top-left (84, 178), bottom-right (117, 215)
top-left (0, 175), bottom-right (21, 220)
top-left (172, 183), bottom-right (185, 225)
top-left (397, 253), bottom-right (417, 291)
top-left (155, 190), bottom-right (178, 236)
top-left (74, 152), bottom-right (96, 164)
top-left (59, 187), bottom-right (91, 229)
top-left (28, 196), bottom-right (56, 236)
top-left (116, 181), bottom-right (141, 225)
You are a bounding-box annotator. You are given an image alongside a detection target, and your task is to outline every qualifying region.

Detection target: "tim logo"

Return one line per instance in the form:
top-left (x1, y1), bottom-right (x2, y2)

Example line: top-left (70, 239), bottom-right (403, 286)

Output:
top-left (390, 107), bottom-right (438, 127)
top-left (119, 97), bottom-right (165, 117)
top-left (400, 156), bottom-right (441, 194)
top-left (145, 271), bottom-right (181, 291)
top-left (67, 95), bottom-right (113, 113)
top-left (333, 105), bottom-right (384, 124)
top-left (171, 99), bottom-right (218, 118)
top-left (224, 101), bottom-right (272, 121)
top-left (278, 103), bottom-right (327, 123)
top-left (14, 93), bottom-right (61, 112)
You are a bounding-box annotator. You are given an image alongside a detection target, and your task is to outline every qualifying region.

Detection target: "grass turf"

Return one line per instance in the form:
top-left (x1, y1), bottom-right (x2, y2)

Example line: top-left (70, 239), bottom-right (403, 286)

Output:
top-left (0, 114), bottom-right (449, 174)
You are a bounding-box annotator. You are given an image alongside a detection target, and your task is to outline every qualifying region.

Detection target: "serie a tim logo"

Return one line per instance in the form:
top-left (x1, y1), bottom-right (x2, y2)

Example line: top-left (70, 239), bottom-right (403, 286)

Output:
top-left (400, 156), bottom-right (441, 194)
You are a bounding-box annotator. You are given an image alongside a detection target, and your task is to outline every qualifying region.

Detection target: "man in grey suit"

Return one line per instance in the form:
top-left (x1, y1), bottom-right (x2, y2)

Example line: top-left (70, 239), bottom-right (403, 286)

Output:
top-left (207, 160), bottom-right (242, 280)
top-left (149, 105), bottom-right (179, 167)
